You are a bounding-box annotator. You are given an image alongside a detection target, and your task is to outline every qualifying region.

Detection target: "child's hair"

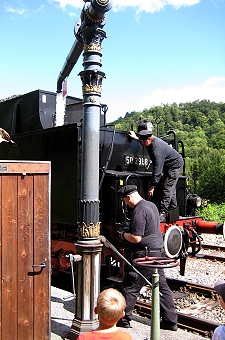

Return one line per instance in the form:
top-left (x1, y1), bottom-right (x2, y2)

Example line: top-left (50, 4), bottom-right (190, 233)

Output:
top-left (97, 288), bottom-right (126, 323)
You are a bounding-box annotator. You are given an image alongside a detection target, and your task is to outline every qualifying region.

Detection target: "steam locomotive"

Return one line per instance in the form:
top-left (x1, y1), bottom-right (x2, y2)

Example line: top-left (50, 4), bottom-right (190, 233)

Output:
top-left (0, 89), bottom-right (223, 281)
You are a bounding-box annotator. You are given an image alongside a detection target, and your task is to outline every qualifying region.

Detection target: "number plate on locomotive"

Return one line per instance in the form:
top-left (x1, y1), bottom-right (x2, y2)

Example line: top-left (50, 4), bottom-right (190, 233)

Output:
top-left (124, 155), bottom-right (151, 169)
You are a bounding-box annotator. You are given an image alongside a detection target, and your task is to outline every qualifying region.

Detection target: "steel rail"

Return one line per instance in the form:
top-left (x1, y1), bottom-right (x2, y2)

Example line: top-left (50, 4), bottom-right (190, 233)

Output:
top-left (197, 244), bottom-right (225, 262)
top-left (202, 244), bottom-right (225, 251)
top-left (166, 278), bottom-right (216, 295)
top-left (135, 300), bottom-right (219, 337)
top-left (196, 253), bottom-right (225, 262)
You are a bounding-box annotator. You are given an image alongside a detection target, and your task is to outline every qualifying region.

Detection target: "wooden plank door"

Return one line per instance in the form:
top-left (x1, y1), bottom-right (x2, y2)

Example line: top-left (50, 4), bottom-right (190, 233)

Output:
top-left (0, 162), bottom-right (51, 340)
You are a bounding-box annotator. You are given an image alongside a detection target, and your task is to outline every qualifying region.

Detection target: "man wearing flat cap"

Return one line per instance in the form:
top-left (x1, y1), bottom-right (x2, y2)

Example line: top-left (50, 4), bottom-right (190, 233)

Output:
top-left (116, 184), bottom-right (178, 331)
top-left (212, 279), bottom-right (225, 339)
top-left (129, 122), bottom-right (183, 222)
top-left (117, 185), bottom-right (137, 197)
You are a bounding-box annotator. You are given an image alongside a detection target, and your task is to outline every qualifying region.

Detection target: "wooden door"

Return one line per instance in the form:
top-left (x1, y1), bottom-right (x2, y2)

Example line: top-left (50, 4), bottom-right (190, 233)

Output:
top-left (0, 161), bottom-right (51, 340)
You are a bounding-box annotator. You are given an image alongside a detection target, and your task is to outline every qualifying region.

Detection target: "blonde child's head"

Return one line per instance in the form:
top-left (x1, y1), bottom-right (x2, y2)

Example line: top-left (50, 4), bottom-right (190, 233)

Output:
top-left (95, 288), bottom-right (126, 326)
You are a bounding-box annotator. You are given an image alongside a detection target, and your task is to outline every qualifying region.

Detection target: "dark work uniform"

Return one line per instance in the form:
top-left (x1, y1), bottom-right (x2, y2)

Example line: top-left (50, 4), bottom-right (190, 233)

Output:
top-left (122, 199), bottom-right (177, 325)
top-left (147, 136), bottom-right (184, 214)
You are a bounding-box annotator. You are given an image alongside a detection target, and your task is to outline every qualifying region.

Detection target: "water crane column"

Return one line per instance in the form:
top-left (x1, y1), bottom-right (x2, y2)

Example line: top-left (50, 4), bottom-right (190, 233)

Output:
top-left (68, 1), bottom-right (111, 339)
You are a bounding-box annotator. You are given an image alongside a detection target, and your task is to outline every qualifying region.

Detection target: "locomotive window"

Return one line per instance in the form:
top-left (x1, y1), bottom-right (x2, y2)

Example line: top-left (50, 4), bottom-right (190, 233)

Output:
top-left (124, 155), bottom-right (151, 169)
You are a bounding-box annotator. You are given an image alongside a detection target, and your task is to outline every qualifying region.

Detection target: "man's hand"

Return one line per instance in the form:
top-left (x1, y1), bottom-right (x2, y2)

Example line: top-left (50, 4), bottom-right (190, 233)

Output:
top-left (116, 227), bottom-right (129, 241)
top-left (128, 130), bottom-right (139, 140)
top-left (147, 186), bottom-right (155, 198)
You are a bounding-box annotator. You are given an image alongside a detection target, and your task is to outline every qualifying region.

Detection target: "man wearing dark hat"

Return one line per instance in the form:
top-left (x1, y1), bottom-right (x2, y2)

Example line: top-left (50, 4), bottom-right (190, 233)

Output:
top-left (129, 123), bottom-right (183, 222)
top-left (212, 279), bottom-right (225, 339)
top-left (116, 184), bottom-right (178, 331)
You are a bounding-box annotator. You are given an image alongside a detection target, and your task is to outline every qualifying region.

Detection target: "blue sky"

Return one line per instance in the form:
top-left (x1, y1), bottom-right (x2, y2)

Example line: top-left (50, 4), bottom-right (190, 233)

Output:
top-left (1, 0), bottom-right (225, 122)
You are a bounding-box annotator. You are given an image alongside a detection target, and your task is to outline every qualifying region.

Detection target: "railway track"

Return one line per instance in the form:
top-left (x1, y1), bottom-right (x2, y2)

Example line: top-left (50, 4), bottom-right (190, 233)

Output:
top-left (202, 245), bottom-right (225, 251)
top-left (135, 278), bottom-right (220, 337)
top-left (135, 300), bottom-right (218, 337)
top-left (199, 244), bottom-right (225, 262)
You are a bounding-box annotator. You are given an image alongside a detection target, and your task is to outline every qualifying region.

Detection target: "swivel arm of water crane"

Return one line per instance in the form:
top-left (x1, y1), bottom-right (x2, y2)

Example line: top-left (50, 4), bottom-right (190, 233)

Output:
top-left (99, 235), bottom-right (153, 289)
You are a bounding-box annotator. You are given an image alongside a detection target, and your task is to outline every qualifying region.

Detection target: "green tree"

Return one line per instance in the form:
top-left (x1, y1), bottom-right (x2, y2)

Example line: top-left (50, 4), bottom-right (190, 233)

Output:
top-left (197, 150), bottom-right (225, 203)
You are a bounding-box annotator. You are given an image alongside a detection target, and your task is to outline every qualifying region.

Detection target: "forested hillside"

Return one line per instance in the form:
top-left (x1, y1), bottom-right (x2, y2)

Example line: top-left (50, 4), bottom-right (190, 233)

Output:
top-left (110, 100), bottom-right (225, 204)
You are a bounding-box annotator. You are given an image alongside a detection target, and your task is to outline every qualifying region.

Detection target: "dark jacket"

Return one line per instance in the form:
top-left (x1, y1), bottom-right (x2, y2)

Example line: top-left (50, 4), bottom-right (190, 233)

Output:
top-left (146, 136), bottom-right (184, 186)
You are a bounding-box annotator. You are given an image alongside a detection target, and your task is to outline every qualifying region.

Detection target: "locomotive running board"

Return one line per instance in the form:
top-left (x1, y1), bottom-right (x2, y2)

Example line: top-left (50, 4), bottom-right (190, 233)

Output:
top-left (99, 235), bottom-right (152, 289)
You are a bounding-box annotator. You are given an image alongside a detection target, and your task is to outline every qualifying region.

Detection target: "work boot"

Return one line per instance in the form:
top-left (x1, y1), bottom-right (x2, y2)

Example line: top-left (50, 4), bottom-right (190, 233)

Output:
top-left (160, 321), bottom-right (178, 331)
top-left (116, 318), bottom-right (131, 328)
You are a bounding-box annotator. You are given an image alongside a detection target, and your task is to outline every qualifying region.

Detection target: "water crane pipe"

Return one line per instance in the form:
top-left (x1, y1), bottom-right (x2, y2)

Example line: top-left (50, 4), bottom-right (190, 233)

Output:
top-left (56, 0), bottom-right (111, 93)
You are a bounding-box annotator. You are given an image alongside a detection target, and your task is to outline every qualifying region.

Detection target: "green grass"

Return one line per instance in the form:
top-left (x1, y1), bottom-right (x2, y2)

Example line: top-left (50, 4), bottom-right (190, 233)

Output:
top-left (197, 203), bottom-right (225, 223)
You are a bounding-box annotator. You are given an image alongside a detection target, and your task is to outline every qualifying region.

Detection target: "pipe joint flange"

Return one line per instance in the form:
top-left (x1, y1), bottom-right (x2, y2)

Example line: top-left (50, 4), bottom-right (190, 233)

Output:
top-left (85, 7), bottom-right (106, 23)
